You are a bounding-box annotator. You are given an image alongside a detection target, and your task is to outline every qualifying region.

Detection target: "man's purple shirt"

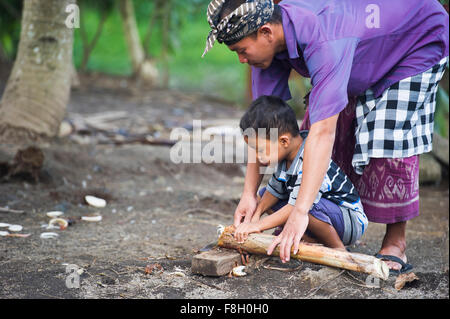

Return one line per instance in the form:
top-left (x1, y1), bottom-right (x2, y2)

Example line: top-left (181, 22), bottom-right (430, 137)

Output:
top-left (251, 0), bottom-right (449, 124)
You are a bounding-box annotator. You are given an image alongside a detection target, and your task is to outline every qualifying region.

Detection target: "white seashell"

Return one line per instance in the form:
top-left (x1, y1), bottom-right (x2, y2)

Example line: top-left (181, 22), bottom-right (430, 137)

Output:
top-left (48, 218), bottom-right (68, 230)
top-left (58, 120), bottom-right (73, 138)
top-left (216, 224), bottom-right (225, 237)
top-left (46, 211), bottom-right (64, 218)
top-left (85, 195), bottom-right (106, 208)
top-left (0, 223), bottom-right (11, 228)
top-left (81, 215), bottom-right (102, 222)
top-left (45, 225), bottom-right (60, 230)
top-left (8, 225), bottom-right (23, 232)
top-left (169, 271), bottom-right (186, 277)
top-left (40, 232), bottom-right (59, 239)
top-left (0, 231), bottom-right (9, 236)
top-left (232, 266), bottom-right (247, 277)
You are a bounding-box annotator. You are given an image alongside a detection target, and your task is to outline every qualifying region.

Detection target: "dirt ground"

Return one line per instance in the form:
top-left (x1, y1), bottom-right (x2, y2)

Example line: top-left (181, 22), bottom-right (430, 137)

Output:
top-left (0, 72), bottom-right (448, 300)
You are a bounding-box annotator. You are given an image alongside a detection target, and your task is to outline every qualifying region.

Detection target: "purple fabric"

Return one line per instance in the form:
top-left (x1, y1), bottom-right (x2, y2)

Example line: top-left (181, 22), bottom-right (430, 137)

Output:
top-left (300, 98), bottom-right (420, 224)
top-left (356, 156), bottom-right (420, 224)
top-left (252, 0), bottom-right (449, 124)
top-left (258, 187), bottom-right (345, 240)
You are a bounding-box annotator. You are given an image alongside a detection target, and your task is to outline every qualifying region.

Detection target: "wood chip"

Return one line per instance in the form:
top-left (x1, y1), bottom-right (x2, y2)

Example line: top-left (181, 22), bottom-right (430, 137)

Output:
top-left (262, 264), bottom-right (303, 272)
top-left (395, 272), bottom-right (419, 290)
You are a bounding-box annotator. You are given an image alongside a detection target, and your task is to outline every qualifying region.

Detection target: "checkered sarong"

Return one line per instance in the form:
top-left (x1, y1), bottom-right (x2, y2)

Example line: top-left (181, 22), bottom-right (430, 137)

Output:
top-left (352, 57), bottom-right (449, 175)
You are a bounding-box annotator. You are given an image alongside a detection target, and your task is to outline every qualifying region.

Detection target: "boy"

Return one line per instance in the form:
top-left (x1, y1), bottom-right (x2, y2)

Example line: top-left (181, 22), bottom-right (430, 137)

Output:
top-left (235, 95), bottom-right (368, 250)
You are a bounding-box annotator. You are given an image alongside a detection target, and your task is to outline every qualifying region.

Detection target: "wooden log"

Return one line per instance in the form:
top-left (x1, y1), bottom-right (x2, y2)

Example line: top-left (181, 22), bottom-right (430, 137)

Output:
top-left (191, 248), bottom-right (242, 277)
top-left (218, 226), bottom-right (389, 280)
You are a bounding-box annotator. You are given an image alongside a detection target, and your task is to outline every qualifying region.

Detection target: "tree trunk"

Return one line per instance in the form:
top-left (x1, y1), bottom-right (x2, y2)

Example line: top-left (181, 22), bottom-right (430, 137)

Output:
top-left (160, 0), bottom-right (171, 88)
top-left (118, 0), bottom-right (158, 87)
top-left (143, 0), bottom-right (162, 59)
top-left (0, 0), bottom-right (75, 143)
top-left (71, 62), bottom-right (80, 89)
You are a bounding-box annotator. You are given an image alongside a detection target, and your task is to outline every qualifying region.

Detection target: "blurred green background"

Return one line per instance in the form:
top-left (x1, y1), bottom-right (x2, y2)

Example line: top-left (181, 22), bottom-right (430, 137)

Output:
top-left (71, 1), bottom-right (248, 103)
top-left (0, 0), bottom-right (311, 113)
top-left (0, 0), bottom-right (448, 135)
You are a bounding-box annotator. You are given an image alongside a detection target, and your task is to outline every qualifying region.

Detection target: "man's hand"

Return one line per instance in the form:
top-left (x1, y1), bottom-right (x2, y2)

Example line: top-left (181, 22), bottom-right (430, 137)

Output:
top-left (234, 222), bottom-right (261, 243)
top-left (233, 194), bottom-right (258, 227)
top-left (267, 210), bottom-right (309, 263)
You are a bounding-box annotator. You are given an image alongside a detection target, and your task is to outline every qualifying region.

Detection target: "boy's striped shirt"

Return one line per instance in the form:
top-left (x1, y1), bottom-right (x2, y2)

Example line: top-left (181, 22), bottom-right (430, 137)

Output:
top-left (266, 131), bottom-right (365, 213)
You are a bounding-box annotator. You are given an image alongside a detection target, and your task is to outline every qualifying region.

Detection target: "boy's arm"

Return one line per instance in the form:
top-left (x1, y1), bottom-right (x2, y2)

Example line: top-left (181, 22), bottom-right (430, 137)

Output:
top-left (234, 190), bottom-right (281, 242)
top-left (251, 190), bottom-right (280, 221)
top-left (257, 204), bottom-right (294, 232)
top-left (234, 204), bottom-right (294, 243)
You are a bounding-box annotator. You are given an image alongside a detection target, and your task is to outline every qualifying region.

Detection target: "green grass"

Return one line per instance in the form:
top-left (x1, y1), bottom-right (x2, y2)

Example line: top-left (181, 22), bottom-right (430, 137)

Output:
top-left (73, 8), bottom-right (247, 104)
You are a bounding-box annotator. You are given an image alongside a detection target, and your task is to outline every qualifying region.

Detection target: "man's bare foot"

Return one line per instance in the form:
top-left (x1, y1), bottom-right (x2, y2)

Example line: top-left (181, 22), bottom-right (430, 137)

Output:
top-left (377, 222), bottom-right (408, 271)
top-left (377, 244), bottom-right (407, 271)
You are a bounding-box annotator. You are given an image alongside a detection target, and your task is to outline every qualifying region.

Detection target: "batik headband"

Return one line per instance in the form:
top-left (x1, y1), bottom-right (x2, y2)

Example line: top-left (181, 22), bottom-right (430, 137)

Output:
top-left (202, 0), bottom-right (274, 58)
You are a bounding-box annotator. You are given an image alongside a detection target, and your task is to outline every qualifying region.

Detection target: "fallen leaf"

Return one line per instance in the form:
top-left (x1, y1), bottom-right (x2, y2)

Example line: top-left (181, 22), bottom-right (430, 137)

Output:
top-left (395, 272), bottom-right (419, 290)
top-left (145, 263), bottom-right (163, 275)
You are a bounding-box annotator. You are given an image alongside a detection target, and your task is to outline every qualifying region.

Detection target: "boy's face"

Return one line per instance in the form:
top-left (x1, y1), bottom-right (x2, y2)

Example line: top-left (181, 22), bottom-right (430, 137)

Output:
top-left (245, 134), bottom-right (289, 166)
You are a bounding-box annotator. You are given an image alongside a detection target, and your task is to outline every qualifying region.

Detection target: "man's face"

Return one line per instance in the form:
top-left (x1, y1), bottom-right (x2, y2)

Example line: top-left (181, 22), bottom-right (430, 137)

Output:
top-left (227, 26), bottom-right (277, 69)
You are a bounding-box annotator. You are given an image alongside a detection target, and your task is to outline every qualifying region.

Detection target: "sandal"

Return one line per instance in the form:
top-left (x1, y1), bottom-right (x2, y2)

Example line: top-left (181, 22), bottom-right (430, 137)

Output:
top-left (375, 253), bottom-right (413, 275)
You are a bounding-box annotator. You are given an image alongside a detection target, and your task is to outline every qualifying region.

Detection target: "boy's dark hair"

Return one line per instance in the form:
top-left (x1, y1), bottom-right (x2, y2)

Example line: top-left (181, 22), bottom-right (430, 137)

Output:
top-left (219, 1), bottom-right (282, 45)
top-left (240, 95), bottom-right (299, 139)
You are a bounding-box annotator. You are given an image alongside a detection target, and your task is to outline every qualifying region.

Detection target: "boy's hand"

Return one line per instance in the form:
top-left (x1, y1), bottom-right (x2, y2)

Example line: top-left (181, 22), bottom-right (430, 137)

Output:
top-left (233, 194), bottom-right (257, 227)
top-left (234, 222), bottom-right (261, 243)
top-left (250, 212), bottom-right (262, 223)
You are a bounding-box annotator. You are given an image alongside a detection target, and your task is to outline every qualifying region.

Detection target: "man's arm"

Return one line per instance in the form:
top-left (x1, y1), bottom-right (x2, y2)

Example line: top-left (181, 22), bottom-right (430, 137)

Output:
top-left (234, 60), bottom-right (292, 227)
top-left (233, 144), bottom-right (264, 227)
top-left (235, 203), bottom-right (294, 244)
top-left (266, 36), bottom-right (358, 262)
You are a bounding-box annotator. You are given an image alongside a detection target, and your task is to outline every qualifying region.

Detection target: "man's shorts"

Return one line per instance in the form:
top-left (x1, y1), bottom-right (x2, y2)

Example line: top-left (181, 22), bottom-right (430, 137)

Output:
top-left (258, 187), bottom-right (367, 246)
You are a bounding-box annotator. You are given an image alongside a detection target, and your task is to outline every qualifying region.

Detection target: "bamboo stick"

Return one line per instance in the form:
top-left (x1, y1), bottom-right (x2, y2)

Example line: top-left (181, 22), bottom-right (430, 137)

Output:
top-left (218, 226), bottom-right (389, 280)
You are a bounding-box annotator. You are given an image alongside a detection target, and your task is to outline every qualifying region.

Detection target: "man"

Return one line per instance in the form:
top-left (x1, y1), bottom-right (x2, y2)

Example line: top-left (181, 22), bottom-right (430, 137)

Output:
top-left (202, 0), bottom-right (449, 273)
